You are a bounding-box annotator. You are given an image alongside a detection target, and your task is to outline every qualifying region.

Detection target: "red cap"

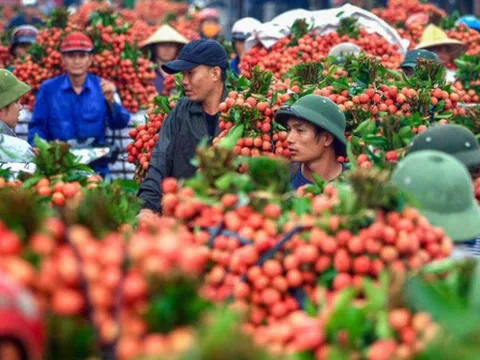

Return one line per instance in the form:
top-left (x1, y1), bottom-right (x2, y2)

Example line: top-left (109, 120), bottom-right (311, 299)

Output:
top-left (61, 31), bottom-right (94, 53)
top-left (0, 271), bottom-right (44, 360)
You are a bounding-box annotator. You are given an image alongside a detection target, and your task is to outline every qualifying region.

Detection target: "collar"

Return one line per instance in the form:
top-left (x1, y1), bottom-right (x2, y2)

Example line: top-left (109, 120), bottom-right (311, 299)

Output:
top-left (189, 86), bottom-right (228, 115)
top-left (0, 121), bottom-right (16, 137)
top-left (61, 73), bottom-right (93, 93)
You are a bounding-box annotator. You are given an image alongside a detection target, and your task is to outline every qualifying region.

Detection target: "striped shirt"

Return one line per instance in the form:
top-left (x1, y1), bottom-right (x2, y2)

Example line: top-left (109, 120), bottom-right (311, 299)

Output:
top-left (451, 238), bottom-right (480, 259)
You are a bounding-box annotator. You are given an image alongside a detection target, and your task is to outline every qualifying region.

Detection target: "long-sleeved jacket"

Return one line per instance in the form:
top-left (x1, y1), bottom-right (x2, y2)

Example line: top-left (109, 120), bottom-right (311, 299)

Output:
top-left (28, 73), bottom-right (130, 145)
top-left (138, 96), bottom-right (223, 212)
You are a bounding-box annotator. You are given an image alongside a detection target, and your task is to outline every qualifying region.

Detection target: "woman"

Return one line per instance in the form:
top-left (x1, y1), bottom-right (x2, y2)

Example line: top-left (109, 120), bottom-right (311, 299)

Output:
top-left (0, 69), bottom-right (34, 163)
top-left (142, 24), bottom-right (189, 95)
top-left (415, 24), bottom-right (467, 82)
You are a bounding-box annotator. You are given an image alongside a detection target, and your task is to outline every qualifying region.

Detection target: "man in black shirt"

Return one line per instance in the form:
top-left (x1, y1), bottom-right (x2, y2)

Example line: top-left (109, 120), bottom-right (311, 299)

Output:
top-left (137, 39), bottom-right (228, 217)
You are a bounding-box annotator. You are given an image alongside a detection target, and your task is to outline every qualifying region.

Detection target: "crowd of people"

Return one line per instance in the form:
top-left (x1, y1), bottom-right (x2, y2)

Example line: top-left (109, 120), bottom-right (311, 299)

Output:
top-left (1, 4), bottom-right (480, 254)
top-left (1, 2), bottom-right (480, 358)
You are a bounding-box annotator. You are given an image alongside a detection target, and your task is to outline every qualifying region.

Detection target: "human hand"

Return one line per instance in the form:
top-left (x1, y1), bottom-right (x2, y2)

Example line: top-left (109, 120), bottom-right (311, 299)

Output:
top-left (101, 78), bottom-right (116, 105)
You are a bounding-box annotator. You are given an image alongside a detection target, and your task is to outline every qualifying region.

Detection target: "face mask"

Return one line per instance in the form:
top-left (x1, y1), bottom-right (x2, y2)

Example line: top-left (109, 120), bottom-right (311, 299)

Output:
top-left (202, 24), bottom-right (221, 38)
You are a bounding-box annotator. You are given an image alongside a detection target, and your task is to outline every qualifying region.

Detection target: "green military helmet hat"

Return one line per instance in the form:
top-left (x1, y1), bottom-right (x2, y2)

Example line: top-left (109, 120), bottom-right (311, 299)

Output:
top-left (392, 150), bottom-right (480, 242)
top-left (400, 49), bottom-right (440, 69)
top-left (0, 69), bottom-right (31, 109)
top-left (274, 94), bottom-right (348, 156)
top-left (408, 124), bottom-right (480, 169)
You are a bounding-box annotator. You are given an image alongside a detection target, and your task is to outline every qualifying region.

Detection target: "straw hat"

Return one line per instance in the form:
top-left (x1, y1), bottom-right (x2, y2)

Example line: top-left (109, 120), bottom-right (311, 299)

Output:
top-left (141, 24), bottom-right (189, 48)
top-left (415, 24), bottom-right (467, 58)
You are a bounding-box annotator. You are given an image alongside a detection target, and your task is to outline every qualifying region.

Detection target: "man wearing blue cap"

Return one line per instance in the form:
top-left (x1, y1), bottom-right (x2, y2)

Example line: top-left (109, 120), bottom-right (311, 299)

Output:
top-left (138, 39), bottom-right (229, 216)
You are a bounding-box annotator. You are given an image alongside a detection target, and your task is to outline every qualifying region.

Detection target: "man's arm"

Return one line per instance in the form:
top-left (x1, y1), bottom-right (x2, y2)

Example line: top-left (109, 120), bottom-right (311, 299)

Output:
top-left (137, 105), bottom-right (180, 212)
top-left (102, 79), bottom-right (131, 129)
top-left (28, 85), bottom-right (49, 145)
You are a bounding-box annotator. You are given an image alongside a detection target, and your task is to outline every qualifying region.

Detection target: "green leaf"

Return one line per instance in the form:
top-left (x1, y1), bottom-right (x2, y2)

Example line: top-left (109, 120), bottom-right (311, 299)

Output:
top-left (214, 173), bottom-right (234, 190)
top-left (468, 261), bottom-right (480, 312)
top-left (292, 197), bottom-right (312, 216)
top-left (376, 310), bottom-right (394, 339)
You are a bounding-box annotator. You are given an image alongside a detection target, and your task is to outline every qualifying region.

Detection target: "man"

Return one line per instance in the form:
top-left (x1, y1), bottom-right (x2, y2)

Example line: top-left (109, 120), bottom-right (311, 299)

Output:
top-left (138, 39), bottom-right (228, 216)
top-left (230, 17), bottom-right (261, 75)
top-left (9, 25), bottom-right (38, 60)
top-left (415, 24), bottom-right (467, 82)
top-left (408, 124), bottom-right (480, 180)
top-left (274, 94), bottom-right (348, 189)
top-left (392, 150), bottom-right (480, 258)
top-left (6, 0), bottom-right (44, 30)
top-left (28, 31), bottom-right (131, 175)
top-left (0, 69), bottom-right (34, 163)
top-left (400, 49), bottom-right (440, 77)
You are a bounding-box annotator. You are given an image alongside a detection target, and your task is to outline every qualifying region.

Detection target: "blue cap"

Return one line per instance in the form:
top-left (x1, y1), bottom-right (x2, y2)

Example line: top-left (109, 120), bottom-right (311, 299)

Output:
top-left (11, 25), bottom-right (38, 47)
top-left (161, 39), bottom-right (229, 74)
top-left (457, 15), bottom-right (480, 31)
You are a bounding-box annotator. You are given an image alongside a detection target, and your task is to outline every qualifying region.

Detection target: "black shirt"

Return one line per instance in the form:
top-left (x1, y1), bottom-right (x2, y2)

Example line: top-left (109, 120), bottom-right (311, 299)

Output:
top-left (205, 113), bottom-right (218, 139)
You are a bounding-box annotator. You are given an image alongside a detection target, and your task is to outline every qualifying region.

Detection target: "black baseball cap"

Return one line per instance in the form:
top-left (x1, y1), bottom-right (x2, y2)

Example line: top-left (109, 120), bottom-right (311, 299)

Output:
top-left (162, 39), bottom-right (229, 74)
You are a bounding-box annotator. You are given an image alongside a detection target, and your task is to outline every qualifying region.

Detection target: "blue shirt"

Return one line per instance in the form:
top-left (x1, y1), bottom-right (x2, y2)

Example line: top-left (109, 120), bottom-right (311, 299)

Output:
top-left (230, 56), bottom-right (241, 76)
top-left (291, 163), bottom-right (348, 189)
top-left (28, 73), bottom-right (130, 145)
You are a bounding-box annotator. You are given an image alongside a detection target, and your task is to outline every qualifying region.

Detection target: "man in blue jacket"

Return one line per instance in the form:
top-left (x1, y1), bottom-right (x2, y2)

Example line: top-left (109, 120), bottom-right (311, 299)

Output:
top-left (28, 31), bottom-right (131, 176)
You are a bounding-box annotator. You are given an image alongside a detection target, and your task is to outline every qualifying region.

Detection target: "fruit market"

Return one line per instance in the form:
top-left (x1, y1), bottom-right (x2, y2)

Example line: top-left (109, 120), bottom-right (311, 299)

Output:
top-left (1, 0), bottom-right (480, 359)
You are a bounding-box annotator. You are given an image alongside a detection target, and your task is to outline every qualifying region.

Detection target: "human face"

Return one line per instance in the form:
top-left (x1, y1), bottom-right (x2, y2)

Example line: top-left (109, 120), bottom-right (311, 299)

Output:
top-left (0, 340), bottom-right (23, 360)
top-left (430, 45), bottom-right (451, 66)
top-left (286, 118), bottom-right (334, 163)
top-left (62, 51), bottom-right (92, 77)
top-left (201, 19), bottom-right (222, 39)
top-left (402, 66), bottom-right (414, 77)
top-left (13, 43), bottom-right (30, 58)
top-left (182, 65), bottom-right (221, 102)
top-left (0, 101), bottom-right (22, 129)
top-left (234, 40), bottom-right (245, 57)
top-left (155, 43), bottom-right (180, 63)
top-left (469, 165), bottom-right (480, 181)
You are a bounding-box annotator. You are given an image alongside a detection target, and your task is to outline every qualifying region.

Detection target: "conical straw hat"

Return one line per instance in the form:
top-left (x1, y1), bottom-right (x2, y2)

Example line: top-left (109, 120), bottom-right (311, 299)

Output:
top-left (141, 24), bottom-right (189, 48)
top-left (415, 24), bottom-right (467, 58)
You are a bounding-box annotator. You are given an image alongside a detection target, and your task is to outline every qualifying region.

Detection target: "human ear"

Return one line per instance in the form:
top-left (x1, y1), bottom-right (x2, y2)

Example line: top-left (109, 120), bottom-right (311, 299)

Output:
top-left (324, 132), bottom-right (334, 147)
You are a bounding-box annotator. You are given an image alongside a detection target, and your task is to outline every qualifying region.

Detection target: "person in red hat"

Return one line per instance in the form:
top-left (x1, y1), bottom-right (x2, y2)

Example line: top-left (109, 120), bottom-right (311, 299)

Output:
top-left (28, 31), bottom-right (131, 176)
top-left (0, 271), bottom-right (44, 360)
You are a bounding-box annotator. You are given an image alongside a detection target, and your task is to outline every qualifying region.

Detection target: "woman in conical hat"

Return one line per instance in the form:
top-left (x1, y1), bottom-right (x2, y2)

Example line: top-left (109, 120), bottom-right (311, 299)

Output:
top-left (415, 24), bottom-right (467, 82)
top-left (142, 24), bottom-right (189, 94)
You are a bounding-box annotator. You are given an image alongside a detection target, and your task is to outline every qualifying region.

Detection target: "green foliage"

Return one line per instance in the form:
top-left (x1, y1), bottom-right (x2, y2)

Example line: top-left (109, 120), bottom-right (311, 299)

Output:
top-left (455, 54), bottom-right (480, 93)
top-left (0, 187), bottom-right (50, 240)
top-left (178, 307), bottom-right (273, 360)
top-left (289, 18), bottom-right (313, 47)
top-left (145, 275), bottom-right (211, 334)
top-left (63, 184), bottom-right (141, 238)
top-left (406, 260), bottom-right (480, 359)
top-left (337, 16), bottom-right (360, 39)
top-left (46, 315), bottom-right (97, 360)
top-left (33, 136), bottom-right (94, 180)
top-left (290, 62), bottom-right (324, 87)
top-left (46, 8), bottom-right (70, 29)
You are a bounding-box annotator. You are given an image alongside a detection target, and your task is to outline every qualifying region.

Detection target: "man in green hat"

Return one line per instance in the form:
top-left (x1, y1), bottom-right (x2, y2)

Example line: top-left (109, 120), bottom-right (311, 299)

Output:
top-left (0, 69), bottom-right (34, 163)
top-left (392, 150), bottom-right (480, 258)
top-left (275, 94), bottom-right (348, 189)
top-left (400, 49), bottom-right (440, 76)
top-left (408, 124), bottom-right (480, 180)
